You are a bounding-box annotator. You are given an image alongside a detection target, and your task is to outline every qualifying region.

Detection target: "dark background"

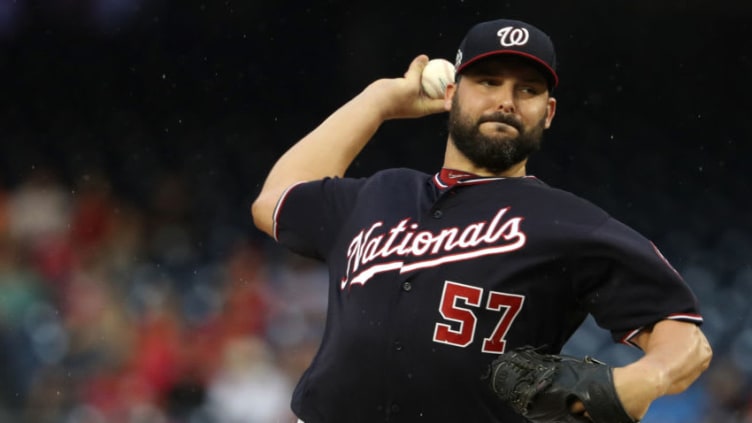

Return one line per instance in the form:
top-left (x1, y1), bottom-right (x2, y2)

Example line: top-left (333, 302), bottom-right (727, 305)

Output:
top-left (0, 1), bottom-right (751, 420)
top-left (2, 0), bottom-right (750, 249)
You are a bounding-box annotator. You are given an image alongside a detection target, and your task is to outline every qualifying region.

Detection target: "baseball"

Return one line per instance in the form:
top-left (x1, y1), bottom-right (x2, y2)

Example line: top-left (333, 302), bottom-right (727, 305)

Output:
top-left (421, 58), bottom-right (455, 99)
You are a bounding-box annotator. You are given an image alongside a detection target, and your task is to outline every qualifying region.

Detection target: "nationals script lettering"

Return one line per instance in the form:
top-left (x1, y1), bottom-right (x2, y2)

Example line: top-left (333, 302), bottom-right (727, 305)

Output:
top-left (340, 207), bottom-right (526, 290)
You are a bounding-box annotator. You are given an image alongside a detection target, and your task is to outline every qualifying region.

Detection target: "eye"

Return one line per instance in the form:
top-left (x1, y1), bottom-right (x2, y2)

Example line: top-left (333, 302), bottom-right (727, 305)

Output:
top-left (518, 85), bottom-right (543, 95)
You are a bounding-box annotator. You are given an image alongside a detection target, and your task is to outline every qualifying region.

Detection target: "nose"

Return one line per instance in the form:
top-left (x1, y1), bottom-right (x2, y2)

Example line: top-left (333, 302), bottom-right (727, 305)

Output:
top-left (495, 84), bottom-right (516, 114)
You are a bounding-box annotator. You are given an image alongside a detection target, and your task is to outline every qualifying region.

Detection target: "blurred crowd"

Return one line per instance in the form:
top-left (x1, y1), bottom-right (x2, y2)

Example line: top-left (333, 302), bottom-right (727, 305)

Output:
top-left (0, 155), bottom-right (749, 423)
top-left (0, 166), bottom-right (328, 422)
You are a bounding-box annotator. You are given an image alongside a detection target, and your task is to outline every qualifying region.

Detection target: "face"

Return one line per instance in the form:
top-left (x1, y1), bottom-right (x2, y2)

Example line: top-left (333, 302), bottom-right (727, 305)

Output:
top-left (446, 56), bottom-right (557, 174)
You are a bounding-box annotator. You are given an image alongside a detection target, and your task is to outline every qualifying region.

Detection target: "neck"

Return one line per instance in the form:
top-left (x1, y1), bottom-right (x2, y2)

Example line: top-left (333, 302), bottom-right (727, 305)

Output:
top-left (443, 139), bottom-right (528, 178)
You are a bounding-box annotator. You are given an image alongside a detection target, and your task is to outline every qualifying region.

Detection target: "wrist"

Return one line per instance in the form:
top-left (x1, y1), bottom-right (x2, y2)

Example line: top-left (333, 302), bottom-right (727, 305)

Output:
top-left (613, 362), bottom-right (668, 419)
top-left (358, 79), bottom-right (402, 121)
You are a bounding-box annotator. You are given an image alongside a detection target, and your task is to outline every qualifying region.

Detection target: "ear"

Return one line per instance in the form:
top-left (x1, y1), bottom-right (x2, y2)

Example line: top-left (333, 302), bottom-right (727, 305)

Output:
top-left (444, 82), bottom-right (456, 111)
top-left (544, 96), bottom-right (557, 129)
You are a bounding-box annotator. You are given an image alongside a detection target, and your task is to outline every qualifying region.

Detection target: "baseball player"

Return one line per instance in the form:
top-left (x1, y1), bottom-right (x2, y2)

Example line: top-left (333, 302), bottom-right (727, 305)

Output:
top-left (252, 18), bottom-right (712, 423)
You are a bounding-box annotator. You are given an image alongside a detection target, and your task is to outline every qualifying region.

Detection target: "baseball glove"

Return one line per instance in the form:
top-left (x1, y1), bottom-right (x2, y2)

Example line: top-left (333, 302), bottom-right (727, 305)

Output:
top-left (487, 346), bottom-right (638, 423)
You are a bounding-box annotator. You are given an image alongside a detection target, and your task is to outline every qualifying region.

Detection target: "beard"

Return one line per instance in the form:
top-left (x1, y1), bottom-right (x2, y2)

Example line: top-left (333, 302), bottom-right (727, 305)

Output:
top-left (448, 96), bottom-right (547, 174)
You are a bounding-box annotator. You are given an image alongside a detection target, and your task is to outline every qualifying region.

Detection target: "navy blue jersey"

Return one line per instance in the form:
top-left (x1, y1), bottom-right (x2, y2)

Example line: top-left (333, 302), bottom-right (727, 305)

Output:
top-left (273, 168), bottom-right (702, 423)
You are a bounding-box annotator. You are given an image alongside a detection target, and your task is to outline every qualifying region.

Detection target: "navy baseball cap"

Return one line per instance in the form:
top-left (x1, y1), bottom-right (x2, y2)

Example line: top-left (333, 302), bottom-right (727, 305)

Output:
top-left (455, 19), bottom-right (558, 89)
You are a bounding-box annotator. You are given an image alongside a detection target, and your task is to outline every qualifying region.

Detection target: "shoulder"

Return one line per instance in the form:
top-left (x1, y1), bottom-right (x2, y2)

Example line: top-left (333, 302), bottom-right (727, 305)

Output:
top-left (369, 167), bottom-right (430, 179)
top-left (513, 177), bottom-right (610, 219)
top-left (361, 168), bottom-right (432, 188)
top-left (289, 168), bottom-right (430, 196)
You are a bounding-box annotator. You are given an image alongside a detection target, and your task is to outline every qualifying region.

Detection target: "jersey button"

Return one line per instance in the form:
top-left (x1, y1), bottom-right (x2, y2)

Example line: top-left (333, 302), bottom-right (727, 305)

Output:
top-left (393, 341), bottom-right (403, 351)
top-left (390, 403), bottom-right (401, 413)
top-left (432, 209), bottom-right (443, 219)
top-left (402, 281), bottom-right (412, 292)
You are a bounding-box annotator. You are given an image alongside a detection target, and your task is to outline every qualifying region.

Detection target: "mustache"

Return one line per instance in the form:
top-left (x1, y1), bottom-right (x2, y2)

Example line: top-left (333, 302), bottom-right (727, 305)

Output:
top-left (478, 113), bottom-right (523, 132)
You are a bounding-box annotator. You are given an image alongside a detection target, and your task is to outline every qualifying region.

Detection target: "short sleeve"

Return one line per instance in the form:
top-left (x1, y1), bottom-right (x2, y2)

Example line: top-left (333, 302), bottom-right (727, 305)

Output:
top-left (571, 217), bottom-right (703, 345)
top-left (273, 177), bottom-right (366, 260)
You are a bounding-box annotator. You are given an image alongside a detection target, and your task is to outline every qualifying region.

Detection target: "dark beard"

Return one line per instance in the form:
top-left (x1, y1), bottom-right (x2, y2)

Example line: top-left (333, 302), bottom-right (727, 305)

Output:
top-left (448, 96), bottom-right (547, 174)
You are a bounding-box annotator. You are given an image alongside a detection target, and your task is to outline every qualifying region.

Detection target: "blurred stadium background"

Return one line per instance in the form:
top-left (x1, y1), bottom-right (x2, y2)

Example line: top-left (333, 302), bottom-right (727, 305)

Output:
top-left (0, 0), bottom-right (750, 422)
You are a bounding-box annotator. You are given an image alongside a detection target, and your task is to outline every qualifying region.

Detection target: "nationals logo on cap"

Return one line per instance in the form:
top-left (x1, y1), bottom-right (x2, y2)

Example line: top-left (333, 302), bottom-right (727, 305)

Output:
top-left (497, 26), bottom-right (529, 47)
top-left (455, 19), bottom-right (559, 89)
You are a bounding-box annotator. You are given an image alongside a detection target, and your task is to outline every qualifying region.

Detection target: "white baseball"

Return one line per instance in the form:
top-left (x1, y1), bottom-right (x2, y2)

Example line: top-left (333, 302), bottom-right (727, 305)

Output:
top-left (421, 58), bottom-right (455, 99)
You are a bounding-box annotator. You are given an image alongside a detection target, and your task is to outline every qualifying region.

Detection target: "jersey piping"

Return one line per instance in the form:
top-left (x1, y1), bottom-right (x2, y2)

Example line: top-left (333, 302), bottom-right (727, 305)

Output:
top-left (619, 313), bottom-right (704, 348)
top-left (433, 167), bottom-right (538, 189)
top-left (272, 181), bottom-right (307, 242)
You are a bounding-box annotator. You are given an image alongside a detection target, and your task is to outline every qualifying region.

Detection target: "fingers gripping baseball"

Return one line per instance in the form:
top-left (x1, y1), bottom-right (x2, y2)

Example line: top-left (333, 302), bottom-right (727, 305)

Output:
top-left (376, 55), bottom-right (447, 120)
top-left (487, 347), bottom-right (639, 423)
top-left (406, 55), bottom-right (449, 114)
top-left (404, 54), bottom-right (429, 83)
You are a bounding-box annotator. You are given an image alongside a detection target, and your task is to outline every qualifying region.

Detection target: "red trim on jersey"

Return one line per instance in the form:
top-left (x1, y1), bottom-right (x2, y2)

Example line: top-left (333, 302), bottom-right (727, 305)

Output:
top-left (620, 328), bottom-right (645, 349)
top-left (433, 168), bottom-right (537, 189)
top-left (438, 168), bottom-right (479, 187)
top-left (666, 313), bottom-right (704, 324)
top-left (650, 241), bottom-right (682, 278)
top-left (272, 182), bottom-right (307, 241)
top-left (619, 313), bottom-right (704, 348)
top-left (433, 173), bottom-right (450, 189)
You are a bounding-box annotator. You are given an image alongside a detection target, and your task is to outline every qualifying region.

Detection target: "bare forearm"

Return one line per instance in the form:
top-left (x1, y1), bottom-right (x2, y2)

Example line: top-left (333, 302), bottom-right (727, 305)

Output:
top-left (251, 55), bottom-right (447, 236)
top-left (638, 321), bottom-right (711, 393)
top-left (263, 85), bottom-right (388, 191)
top-left (251, 84), bottom-right (390, 236)
top-left (614, 320), bottom-right (712, 419)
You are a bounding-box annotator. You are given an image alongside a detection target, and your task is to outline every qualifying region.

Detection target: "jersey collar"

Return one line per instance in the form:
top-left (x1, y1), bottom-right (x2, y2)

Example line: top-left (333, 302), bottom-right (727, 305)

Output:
top-left (432, 168), bottom-right (506, 189)
top-left (432, 168), bottom-right (538, 189)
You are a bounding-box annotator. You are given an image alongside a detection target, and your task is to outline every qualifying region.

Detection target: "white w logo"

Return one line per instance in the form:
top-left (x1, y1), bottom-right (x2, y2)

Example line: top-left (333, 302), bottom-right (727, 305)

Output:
top-left (497, 26), bottom-right (529, 47)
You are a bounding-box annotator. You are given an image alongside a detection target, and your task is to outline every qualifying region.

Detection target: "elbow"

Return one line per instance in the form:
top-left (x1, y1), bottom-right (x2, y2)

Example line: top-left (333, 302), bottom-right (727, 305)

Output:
top-left (696, 332), bottom-right (713, 374)
top-left (250, 198), bottom-right (262, 228)
top-left (672, 327), bottom-right (714, 394)
top-left (251, 194), bottom-right (275, 237)
top-left (250, 196), bottom-right (263, 226)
